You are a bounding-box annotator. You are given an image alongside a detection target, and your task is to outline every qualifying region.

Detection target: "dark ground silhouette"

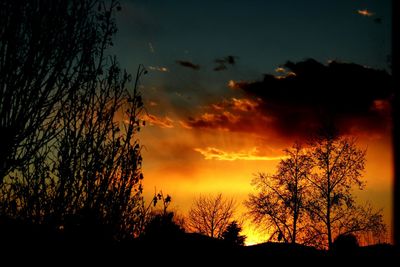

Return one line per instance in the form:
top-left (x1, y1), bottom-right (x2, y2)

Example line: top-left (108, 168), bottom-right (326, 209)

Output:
top-left (1, 218), bottom-right (397, 265)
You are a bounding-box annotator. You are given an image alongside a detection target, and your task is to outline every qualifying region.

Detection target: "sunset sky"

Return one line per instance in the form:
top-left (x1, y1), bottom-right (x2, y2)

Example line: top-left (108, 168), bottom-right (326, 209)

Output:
top-left (112, 0), bottom-right (392, 245)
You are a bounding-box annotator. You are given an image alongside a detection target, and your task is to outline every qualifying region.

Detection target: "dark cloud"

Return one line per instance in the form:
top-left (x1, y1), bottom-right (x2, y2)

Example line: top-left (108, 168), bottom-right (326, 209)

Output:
top-left (176, 60), bottom-right (200, 70)
top-left (185, 59), bottom-right (392, 140)
top-left (236, 59), bottom-right (393, 136)
top-left (214, 65), bottom-right (227, 71)
top-left (213, 55), bottom-right (238, 71)
top-left (241, 59), bottom-right (391, 115)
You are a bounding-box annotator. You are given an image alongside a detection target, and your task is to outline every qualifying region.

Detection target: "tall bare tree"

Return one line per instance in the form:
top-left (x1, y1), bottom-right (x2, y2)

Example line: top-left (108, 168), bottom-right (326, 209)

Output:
top-left (0, 0), bottom-right (149, 241)
top-left (245, 144), bottom-right (312, 244)
top-left (188, 193), bottom-right (235, 238)
top-left (0, 0), bottom-right (118, 182)
top-left (307, 130), bottom-right (386, 249)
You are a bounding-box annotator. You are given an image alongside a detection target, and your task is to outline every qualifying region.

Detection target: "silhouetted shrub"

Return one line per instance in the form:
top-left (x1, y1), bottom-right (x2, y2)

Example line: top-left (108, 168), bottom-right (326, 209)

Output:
top-left (141, 211), bottom-right (185, 241)
top-left (222, 221), bottom-right (246, 246)
top-left (332, 234), bottom-right (359, 255)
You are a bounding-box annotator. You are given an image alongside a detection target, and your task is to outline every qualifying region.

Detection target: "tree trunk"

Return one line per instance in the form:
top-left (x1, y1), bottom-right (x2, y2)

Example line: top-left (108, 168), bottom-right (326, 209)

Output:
top-left (327, 194), bottom-right (332, 250)
top-left (292, 213), bottom-right (297, 244)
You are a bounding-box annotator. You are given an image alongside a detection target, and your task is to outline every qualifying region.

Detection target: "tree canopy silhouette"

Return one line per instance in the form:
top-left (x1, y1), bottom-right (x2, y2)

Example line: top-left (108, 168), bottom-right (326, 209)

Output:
top-left (188, 193), bottom-right (236, 238)
top-left (307, 129), bottom-right (386, 249)
top-left (222, 221), bottom-right (246, 246)
top-left (246, 129), bottom-right (386, 249)
top-left (245, 143), bottom-right (312, 244)
top-left (0, 0), bottom-right (121, 182)
top-left (0, 0), bottom-right (148, 242)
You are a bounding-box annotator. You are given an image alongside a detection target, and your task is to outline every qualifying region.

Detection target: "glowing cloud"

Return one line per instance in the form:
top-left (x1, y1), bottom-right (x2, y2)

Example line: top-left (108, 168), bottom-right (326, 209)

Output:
top-left (144, 114), bottom-right (174, 128)
top-left (228, 80), bottom-right (250, 90)
top-left (357, 9), bottom-right (374, 17)
top-left (194, 147), bottom-right (286, 161)
top-left (201, 112), bottom-right (239, 124)
top-left (231, 98), bottom-right (259, 112)
top-left (148, 66), bottom-right (168, 72)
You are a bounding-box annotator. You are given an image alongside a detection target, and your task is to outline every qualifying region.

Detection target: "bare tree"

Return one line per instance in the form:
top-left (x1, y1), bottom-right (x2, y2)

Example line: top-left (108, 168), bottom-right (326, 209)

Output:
top-left (307, 130), bottom-right (386, 249)
top-left (245, 144), bottom-right (312, 244)
top-left (188, 193), bottom-right (235, 238)
top-left (0, 0), bottom-right (150, 241)
top-left (0, 0), bottom-right (120, 182)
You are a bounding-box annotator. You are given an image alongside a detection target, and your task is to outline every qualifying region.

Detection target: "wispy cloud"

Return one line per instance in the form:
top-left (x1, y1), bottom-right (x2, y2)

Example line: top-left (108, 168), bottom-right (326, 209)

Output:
top-left (148, 101), bottom-right (158, 107)
top-left (214, 64), bottom-right (228, 71)
top-left (148, 66), bottom-right (168, 72)
top-left (187, 111), bottom-right (240, 130)
top-left (185, 97), bottom-right (264, 132)
top-left (213, 55), bottom-right (238, 71)
top-left (176, 60), bottom-right (200, 70)
top-left (228, 80), bottom-right (250, 90)
top-left (231, 98), bottom-right (259, 112)
top-left (357, 9), bottom-right (374, 17)
top-left (194, 147), bottom-right (286, 161)
top-left (148, 42), bottom-right (155, 53)
top-left (144, 114), bottom-right (174, 128)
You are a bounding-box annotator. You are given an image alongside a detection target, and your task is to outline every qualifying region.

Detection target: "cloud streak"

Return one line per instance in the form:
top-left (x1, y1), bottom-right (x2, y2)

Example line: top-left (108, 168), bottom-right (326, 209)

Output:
top-left (176, 60), bottom-right (200, 70)
top-left (144, 114), bottom-right (174, 128)
top-left (357, 9), bottom-right (374, 17)
top-left (194, 147), bottom-right (286, 161)
top-left (213, 55), bottom-right (238, 71)
top-left (187, 111), bottom-right (240, 130)
top-left (148, 42), bottom-right (155, 53)
top-left (228, 80), bottom-right (250, 90)
top-left (184, 97), bottom-right (263, 132)
top-left (148, 66), bottom-right (168, 72)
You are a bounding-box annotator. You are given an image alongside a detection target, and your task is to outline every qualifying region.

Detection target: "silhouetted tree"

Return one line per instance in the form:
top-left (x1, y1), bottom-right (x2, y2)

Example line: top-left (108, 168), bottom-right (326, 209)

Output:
top-left (245, 144), bottom-right (312, 244)
top-left (139, 191), bottom-right (186, 241)
top-left (222, 221), bottom-right (246, 246)
top-left (141, 211), bottom-right (185, 241)
top-left (307, 129), bottom-right (386, 249)
top-left (46, 62), bottom-right (146, 240)
top-left (0, 0), bottom-right (120, 183)
top-left (188, 193), bottom-right (235, 238)
top-left (0, 0), bottom-right (148, 241)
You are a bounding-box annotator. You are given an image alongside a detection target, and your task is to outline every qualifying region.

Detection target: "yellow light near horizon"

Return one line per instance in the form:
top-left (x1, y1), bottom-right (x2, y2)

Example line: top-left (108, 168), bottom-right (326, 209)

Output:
top-left (138, 108), bottom-right (394, 245)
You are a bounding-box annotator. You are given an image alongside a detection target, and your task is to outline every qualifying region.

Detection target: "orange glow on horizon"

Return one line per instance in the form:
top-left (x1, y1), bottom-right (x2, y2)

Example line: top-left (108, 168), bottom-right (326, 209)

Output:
top-left (138, 87), bottom-right (394, 245)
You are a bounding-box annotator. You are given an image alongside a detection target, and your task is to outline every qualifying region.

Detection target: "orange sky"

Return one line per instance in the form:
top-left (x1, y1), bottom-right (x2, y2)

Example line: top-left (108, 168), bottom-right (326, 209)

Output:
top-left (138, 101), bottom-right (393, 245)
top-left (112, 0), bottom-right (393, 246)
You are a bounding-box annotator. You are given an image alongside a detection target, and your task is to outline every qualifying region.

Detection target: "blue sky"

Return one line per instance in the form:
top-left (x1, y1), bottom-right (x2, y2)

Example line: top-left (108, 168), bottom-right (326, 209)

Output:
top-left (114, 0), bottom-right (391, 73)
top-left (110, 0), bottom-right (391, 113)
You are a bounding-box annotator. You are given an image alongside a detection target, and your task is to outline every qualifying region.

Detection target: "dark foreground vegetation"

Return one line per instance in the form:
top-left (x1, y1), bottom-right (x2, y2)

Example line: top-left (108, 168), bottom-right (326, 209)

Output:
top-left (0, 218), bottom-right (397, 265)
